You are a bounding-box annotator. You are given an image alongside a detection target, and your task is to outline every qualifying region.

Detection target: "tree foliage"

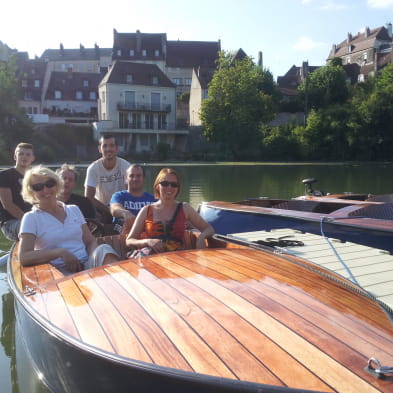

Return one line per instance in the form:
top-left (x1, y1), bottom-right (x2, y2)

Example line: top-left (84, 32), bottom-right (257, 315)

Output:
top-left (298, 64), bottom-right (349, 110)
top-left (0, 55), bottom-right (33, 160)
top-left (200, 52), bottom-right (276, 159)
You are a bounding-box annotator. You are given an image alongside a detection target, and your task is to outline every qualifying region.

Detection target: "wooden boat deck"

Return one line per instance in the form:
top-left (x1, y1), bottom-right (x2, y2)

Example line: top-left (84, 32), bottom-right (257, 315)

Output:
top-left (228, 229), bottom-right (393, 311)
top-left (10, 242), bottom-right (393, 392)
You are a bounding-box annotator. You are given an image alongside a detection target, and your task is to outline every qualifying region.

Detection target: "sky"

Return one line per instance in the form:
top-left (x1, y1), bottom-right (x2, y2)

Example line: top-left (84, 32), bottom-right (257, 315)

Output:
top-left (1, 0), bottom-right (393, 79)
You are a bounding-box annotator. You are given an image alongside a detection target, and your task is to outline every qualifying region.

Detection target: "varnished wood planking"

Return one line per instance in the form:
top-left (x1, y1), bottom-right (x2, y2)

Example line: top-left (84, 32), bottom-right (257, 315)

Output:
top-left (106, 263), bottom-right (236, 379)
top-left (132, 256), bottom-right (335, 392)
top-left (229, 229), bottom-right (393, 309)
top-left (123, 258), bottom-right (286, 387)
top-left (56, 278), bottom-right (114, 353)
top-left (84, 268), bottom-right (192, 369)
top-left (73, 271), bottom-right (152, 361)
top-left (12, 243), bottom-right (393, 392)
top-left (216, 248), bottom-right (390, 327)
top-left (147, 250), bottom-right (382, 393)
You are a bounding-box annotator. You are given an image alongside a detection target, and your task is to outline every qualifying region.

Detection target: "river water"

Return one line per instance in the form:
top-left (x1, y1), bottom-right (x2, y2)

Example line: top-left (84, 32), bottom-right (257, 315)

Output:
top-left (1, 162), bottom-right (392, 392)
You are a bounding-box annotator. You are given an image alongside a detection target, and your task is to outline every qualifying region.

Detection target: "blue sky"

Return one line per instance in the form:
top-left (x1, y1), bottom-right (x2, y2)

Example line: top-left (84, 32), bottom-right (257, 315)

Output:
top-left (1, 0), bottom-right (392, 79)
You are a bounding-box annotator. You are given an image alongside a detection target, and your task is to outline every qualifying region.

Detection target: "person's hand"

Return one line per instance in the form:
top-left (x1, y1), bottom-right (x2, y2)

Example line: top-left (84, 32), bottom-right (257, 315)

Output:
top-left (61, 249), bottom-right (82, 273)
top-left (147, 238), bottom-right (165, 253)
top-left (196, 236), bottom-right (207, 249)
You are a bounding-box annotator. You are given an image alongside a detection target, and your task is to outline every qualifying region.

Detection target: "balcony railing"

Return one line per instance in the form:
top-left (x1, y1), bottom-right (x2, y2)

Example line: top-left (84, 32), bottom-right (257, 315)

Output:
top-left (117, 102), bottom-right (172, 113)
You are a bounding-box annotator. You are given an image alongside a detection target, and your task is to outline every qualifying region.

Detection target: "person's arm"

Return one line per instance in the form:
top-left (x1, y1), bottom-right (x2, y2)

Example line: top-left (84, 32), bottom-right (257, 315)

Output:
top-left (19, 233), bottom-right (82, 272)
top-left (110, 202), bottom-right (136, 233)
top-left (183, 203), bottom-right (215, 249)
top-left (85, 185), bottom-right (111, 222)
top-left (125, 206), bottom-right (164, 252)
top-left (82, 223), bottom-right (98, 255)
top-left (0, 187), bottom-right (25, 219)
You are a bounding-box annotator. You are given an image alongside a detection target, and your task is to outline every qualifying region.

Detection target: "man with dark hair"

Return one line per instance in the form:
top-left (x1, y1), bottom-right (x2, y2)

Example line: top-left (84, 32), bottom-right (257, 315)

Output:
top-left (84, 135), bottom-right (130, 223)
top-left (110, 164), bottom-right (156, 234)
top-left (0, 143), bottom-right (35, 240)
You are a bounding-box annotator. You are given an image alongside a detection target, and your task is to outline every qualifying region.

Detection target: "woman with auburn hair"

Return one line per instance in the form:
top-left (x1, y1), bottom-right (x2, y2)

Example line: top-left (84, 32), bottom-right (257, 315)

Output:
top-left (19, 165), bottom-right (119, 275)
top-left (126, 168), bottom-right (214, 255)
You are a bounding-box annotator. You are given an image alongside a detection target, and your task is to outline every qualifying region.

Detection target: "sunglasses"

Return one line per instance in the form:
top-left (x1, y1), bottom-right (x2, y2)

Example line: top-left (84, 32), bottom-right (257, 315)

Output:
top-left (30, 178), bottom-right (57, 192)
top-left (159, 181), bottom-right (179, 188)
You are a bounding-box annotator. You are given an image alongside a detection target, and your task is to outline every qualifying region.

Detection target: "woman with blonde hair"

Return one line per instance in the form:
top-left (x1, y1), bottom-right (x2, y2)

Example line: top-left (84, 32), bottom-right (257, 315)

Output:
top-left (126, 168), bottom-right (214, 255)
top-left (19, 165), bottom-right (119, 274)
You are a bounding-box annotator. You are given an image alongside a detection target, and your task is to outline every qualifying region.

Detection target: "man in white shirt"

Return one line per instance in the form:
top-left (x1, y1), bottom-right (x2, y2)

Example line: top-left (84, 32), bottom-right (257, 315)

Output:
top-left (84, 135), bottom-right (129, 224)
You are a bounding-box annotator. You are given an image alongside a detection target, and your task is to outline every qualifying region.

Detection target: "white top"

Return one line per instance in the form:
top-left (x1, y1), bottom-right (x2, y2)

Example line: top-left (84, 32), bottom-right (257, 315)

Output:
top-left (84, 157), bottom-right (130, 205)
top-left (20, 203), bottom-right (88, 270)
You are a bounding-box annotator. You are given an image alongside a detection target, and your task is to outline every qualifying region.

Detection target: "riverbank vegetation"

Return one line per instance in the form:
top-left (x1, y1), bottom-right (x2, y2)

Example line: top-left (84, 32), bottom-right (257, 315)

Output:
top-left (201, 54), bottom-right (393, 162)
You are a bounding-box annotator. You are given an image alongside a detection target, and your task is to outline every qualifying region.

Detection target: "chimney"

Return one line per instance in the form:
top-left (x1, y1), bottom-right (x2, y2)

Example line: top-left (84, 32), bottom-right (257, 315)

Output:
top-left (60, 43), bottom-right (64, 56)
top-left (136, 29), bottom-right (141, 53)
top-left (258, 51), bottom-right (263, 67)
top-left (387, 22), bottom-right (392, 38)
top-left (365, 26), bottom-right (370, 37)
top-left (347, 32), bottom-right (352, 44)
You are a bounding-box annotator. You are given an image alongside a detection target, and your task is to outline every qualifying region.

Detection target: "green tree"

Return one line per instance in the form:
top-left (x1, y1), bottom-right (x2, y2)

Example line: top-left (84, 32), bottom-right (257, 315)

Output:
top-left (293, 104), bottom-right (352, 160)
top-left (349, 64), bottom-right (393, 160)
top-left (298, 64), bottom-right (349, 111)
top-left (200, 52), bottom-right (276, 160)
top-left (0, 55), bottom-right (33, 160)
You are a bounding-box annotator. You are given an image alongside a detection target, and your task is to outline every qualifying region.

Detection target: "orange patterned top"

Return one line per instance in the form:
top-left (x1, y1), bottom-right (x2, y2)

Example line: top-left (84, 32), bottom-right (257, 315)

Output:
top-left (141, 203), bottom-right (186, 251)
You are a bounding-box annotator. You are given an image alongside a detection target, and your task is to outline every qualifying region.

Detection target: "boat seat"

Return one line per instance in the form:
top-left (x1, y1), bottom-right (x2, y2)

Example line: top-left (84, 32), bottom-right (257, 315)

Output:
top-left (273, 200), bottom-right (320, 212)
top-left (349, 202), bottom-right (393, 220)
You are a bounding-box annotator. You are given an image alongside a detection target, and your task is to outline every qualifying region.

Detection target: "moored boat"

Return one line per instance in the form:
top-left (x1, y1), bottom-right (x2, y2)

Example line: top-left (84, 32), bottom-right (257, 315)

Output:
top-left (7, 232), bottom-right (393, 392)
top-left (198, 191), bottom-right (393, 253)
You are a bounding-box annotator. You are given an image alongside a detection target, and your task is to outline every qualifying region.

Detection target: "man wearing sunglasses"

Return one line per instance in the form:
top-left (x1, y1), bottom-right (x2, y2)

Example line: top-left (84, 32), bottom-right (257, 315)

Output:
top-left (110, 164), bottom-right (156, 234)
top-left (0, 143), bottom-right (35, 240)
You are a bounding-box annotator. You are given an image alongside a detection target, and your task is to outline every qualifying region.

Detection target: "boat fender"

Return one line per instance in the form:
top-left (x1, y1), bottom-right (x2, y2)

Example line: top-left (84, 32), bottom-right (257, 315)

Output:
top-left (365, 357), bottom-right (393, 381)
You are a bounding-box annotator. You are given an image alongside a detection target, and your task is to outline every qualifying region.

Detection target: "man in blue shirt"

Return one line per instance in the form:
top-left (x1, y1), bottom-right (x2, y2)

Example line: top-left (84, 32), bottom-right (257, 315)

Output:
top-left (110, 164), bottom-right (156, 234)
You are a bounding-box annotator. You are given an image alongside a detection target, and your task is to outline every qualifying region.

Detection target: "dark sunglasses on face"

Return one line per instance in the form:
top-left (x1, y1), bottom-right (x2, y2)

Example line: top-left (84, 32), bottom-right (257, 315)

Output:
top-left (30, 178), bottom-right (57, 192)
top-left (159, 181), bottom-right (179, 188)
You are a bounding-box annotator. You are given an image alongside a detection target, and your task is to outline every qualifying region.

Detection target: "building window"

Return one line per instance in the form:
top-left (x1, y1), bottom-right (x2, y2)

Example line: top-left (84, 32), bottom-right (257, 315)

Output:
top-left (152, 76), bottom-right (158, 85)
top-left (172, 78), bottom-right (181, 85)
top-left (89, 91), bottom-right (96, 100)
top-left (21, 80), bottom-right (27, 88)
top-left (117, 49), bottom-right (122, 56)
top-left (158, 114), bottom-right (166, 129)
top-left (55, 90), bottom-right (62, 99)
top-left (145, 113), bottom-right (154, 129)
top-left (129, 49), bottom-right (134, 56)
top-left (155, 49), bottom-right (159, 57)
top-left (126, 74), bottom-right (133, 83)
top-left (363, 53), bottom-right (368, 62)
top-left (34, 80), bottom-right (40, 88)
top-left (31, 68), bottom-right (36, 75)
top-left (61, 63), bottom-right (66, 71)
top-left (184, 78), bottom-right (192, 86)
top-left (142, 49), bottom-right (147, 57)
top-left (83, 80), bottom-right (89, 87)
top-left (76, 91), bottom-right (83, 100)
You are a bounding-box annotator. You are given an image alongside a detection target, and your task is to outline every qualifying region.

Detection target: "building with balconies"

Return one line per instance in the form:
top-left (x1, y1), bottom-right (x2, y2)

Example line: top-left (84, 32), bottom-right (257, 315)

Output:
top-left (96, 60), bottom-right (188, 153)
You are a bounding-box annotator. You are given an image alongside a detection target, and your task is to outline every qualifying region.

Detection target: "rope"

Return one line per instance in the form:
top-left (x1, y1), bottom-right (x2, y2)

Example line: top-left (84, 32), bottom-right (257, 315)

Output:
top-left (319, 216), bottom-right (360, 286)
